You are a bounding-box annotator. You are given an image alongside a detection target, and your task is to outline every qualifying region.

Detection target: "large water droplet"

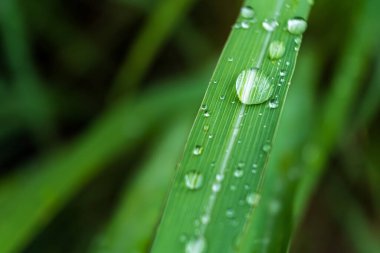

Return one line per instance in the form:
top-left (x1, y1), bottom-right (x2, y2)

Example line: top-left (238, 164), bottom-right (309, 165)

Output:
top-left (236, 68), bottom-right (274, 105)
top-left (184, 171), bottom-right (203, 190)
top-left (240, 6), bottom-right (255, 19)
top-left (287, 17), bottom-right (307, 35)
top-left (185, 237), bottom-right (206, 253)
top-left (246, 192), bottom-right (261, 206)
top-left (268, 41), bottom-right (285, 60)
top-left (193, 145), bottom-right (203, 156)
top-left (262, 19), bottom-right (279, 32)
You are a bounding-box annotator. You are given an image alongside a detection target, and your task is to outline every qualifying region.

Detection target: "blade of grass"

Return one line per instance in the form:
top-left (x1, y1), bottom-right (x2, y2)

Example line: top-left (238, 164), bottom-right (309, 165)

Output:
top-left (0, 0), bottom-right (54, 142)
top-left (294, 0), bottom-right (379, 221)
top-left (150, 1), bottom-right (313, 252)
top-left (0, 65), bottom-right (210, 253)
top-left (109, 0), bottom-right (198, 98)
top-left (90, 116), bottom-right (192, 253)
top-left (238, 46), bottom-right (319, 253)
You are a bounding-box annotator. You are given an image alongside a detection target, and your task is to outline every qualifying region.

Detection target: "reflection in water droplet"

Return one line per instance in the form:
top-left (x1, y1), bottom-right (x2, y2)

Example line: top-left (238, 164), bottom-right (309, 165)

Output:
top-left (185, 237), bottom-right (206, 253)
top-left (184, 171), bottom-right (203, 190)
top-left (287, 17), bottom-right (308, 35)
top-left (236, 68), bottom-right (274, 105)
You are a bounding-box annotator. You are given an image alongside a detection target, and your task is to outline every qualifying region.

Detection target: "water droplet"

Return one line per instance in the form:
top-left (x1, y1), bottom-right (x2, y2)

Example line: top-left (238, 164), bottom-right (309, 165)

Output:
top-left (203, 110), bottom-right (210, 118)
top-left (200, 104), bottom-right (207, 110)
top-left (212, 183), bottom-right (221, 192)
top-left (185, 237), bottom-right (206, 253)
top-left (240, 6), bottom-right (255, 19)
top-left (203, 125), bottom-right (209, 132)
top-left (268, 98), bottom-right (279, 109)
top-left (262, 19), bottom-right (279, 32)
top-left (230, 185), bottom-right (237, 191)
top-left (216, 173), bottom-right (224, 182)
top-left (184, 171), bottom-right (203, 190)
top-left (262, 144), bottom-right (271, 152)
top-left (287, 17), bottom-right (307, 35)
top-left (220, 94), bottom-right (226, 100)
top-left (236, 68), bottom-right (274, 105)
top-left (193, 145), bottom-right (203, 156)
top-left (246, 192), bottom-right (261, 206)
top-left (280, 70), bottom-right (286, 77)
top-left (241, 21), bottom-right (250, 29)
top-left (226, 208), bottom-right (235, 218)
top-left (227, 57), bottom-right (234, 62)
top-left (268, 41), bottom-right (285, 60)
top-left (234, 168), bottom-right (244, 178)
top-left (201, 214), bottom-right (210, 224)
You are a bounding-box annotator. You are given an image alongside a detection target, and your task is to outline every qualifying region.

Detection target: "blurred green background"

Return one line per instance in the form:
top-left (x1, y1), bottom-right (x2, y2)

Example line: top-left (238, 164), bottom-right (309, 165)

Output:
top-left (0, 0), bottom-right (379, 252)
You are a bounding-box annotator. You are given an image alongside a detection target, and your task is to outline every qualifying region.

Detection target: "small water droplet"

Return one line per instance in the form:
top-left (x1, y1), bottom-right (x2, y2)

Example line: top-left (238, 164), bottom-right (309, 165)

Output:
top-left (262, 19), bottom-right (279, 32)
top-left (226, 208), bottom-right (235, 218)
top-left (262, 144), bottom-right (271, 152)
top-left (241, 21), bottom-right (250, 29)
top-left (236, 68), bottom-right (274, 105)
top-left (185, 237), bottom-right (206, 253)
top-left (200, 104), bottom-right (207, 110)
top-left (220, 94), bottom-right (226, 100)
top-left (212, 183), bottom-right (221, 192)
top-left (203, 125), bottom-right (209, 132)
top-left (216, 173), bottom-right (224, 182)
top-left (234, 168), bottom-right (244, 178)
top-left (268, 98), bottom-right (279, 109)
top-left (246, 192), bottom-right (261, 206)
top-left (193, 145), bottom-right (203, 156)
top-left (268, 40), bottom-right (285, 60)
top-left (201, 214), bottom-right (210, 224)
top-left (279, 70), bottom-right (286, 77)
top-left (240, 6), bottom-right (255, 19)
top-left (184, 171), bottom-right (203, 190)
top-left (287, 17), bottom-right (307, 35)
top-left (203, 110), bottom-right (210, 118)
top-left (230, 185), bottom-right (237, 191)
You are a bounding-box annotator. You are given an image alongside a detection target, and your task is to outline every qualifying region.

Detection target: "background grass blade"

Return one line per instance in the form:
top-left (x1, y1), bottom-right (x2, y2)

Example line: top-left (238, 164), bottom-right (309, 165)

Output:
top-left (90, 116), bottom-right (192, 253)
top-left (0, 67), bottom-right (209, 253)
top-left (110, 0), bottom-right (198, 97)
top-left (294, 0), bottom-right (379, 221)
top-left (150, 0), bottom-right (313, 252)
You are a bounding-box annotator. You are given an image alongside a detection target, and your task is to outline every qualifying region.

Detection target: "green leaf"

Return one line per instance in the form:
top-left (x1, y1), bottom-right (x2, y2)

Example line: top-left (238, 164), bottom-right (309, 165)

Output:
top-left (150, 1), bottom-right (313, 252)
